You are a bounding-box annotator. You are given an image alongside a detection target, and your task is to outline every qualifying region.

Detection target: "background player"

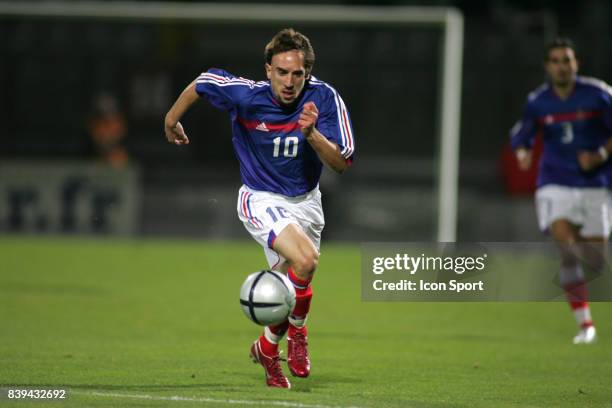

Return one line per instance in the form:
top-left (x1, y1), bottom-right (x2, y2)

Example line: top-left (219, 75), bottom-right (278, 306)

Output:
top-left (163, 28), bottom-right (354, 387)
top-left (511, 38), bottom-right (612, 344)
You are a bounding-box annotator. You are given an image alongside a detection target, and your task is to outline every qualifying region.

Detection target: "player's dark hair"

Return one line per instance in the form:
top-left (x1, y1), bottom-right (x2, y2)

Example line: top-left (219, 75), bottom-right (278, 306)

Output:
top-left (265, 28), bottom-right (315, 76)
top-left (545, 37), bottom-right (576, 60)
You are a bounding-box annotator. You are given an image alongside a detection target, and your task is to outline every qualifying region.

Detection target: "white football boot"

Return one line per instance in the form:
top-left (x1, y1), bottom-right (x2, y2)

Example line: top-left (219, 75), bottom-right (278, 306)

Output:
top-left (573, 326), bottom-right (597, 344)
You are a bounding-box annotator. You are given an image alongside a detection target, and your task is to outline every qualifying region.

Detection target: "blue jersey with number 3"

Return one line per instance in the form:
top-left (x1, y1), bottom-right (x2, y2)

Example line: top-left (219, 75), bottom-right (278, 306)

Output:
top-left (195, 68), bottom-right (355, 197)
top-left (510, 76), bottom-right (612, 188)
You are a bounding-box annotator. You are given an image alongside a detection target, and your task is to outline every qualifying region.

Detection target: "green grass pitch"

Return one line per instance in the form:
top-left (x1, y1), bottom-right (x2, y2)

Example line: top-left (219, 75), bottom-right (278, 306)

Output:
top-left (1, 237), bottom-right (611, 407)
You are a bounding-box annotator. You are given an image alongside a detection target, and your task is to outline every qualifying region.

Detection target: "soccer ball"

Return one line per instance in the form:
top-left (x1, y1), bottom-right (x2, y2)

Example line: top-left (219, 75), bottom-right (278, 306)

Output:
top-left (239, 270), bottom-right (296, 326)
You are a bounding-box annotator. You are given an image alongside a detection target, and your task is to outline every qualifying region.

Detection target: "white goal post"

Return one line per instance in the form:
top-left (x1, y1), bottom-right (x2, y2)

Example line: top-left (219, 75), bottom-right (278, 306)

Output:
top-left (0, 1), bottom-right (463, 242)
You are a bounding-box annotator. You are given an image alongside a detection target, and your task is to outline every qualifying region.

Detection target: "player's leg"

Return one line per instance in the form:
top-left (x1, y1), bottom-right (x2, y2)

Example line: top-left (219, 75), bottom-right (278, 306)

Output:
top-left (549, 220), bottom-right (594, 340)
top-left (548, 187), bottom-right (608, 344)
top-left (249, 269), bottom-right (292, 387)
top-left (273, 221), bottom-right (318, 269)
top-left (255, 252), bottom-right (291, 359)
top-left (265, 191), bottom-right (324, 378)
top-left (272, 223), bottom-right (318, 314)
top-left (248, 230), bottom-right (316, 384)
top-left (272, 224), bottom-right (318, 377)
top-left (249, 334), bottom-right (291, 388)
top-left (238, 187), bottom-right (322, 381)
top-left (237, 187), bottom-right (293, 388)
top-left (567, 235), bottom-right (602, 344)
top-left (550, 219), bottom-right (598, 344)
top-left (568, 190), bottom-right (609, 344)
top-left (578, 188), bottom-right (610, 277)
top-left (251, 224), bottom-right (316, 376)
top-left (537, 185), bottom-right (597, 343)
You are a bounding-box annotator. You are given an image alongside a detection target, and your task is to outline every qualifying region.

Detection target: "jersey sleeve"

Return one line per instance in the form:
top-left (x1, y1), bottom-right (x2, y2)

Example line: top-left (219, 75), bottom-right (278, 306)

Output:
top-left (195, 68), bottom-right (252, 111)
top-left (316, 87), bottom-right (355, 161)
top-left (599, 84), bottom-right (612, 133)
top-left (510, 99), bottom-right (538, 150)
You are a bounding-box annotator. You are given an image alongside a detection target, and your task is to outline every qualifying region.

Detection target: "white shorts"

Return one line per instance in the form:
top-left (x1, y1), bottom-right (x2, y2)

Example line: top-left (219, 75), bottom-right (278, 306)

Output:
top-left (237, 185), bottom-right (325, 269)
top-left (535, 184), bottom-right (609, 237)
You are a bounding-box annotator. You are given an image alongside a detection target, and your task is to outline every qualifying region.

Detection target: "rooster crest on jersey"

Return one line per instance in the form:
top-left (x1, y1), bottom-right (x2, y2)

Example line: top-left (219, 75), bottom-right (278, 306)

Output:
top-left (240, 270), bottom-right (296, 326)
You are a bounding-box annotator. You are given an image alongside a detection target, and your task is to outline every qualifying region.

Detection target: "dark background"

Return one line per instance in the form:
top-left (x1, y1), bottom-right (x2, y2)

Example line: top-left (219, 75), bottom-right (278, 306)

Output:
top-left (1, 0), bottom-right (611, 240)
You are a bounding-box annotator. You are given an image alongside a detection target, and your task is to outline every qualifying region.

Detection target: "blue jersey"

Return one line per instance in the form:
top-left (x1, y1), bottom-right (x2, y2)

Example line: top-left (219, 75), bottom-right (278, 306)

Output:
top-left (195, 68), bottom-right (355, 197)
top-left (510, 76), bottom-right (612, 188)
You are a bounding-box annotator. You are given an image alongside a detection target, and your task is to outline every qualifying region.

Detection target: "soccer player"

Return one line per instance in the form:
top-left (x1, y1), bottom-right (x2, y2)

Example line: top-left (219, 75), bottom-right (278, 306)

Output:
top-left (511, 38), bottom-right (612, 344)
top-left (164, 28), bottom-right (354, 387)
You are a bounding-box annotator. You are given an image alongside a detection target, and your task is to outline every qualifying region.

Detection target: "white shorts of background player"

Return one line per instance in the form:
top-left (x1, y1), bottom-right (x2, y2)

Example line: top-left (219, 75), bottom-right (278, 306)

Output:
top-left (536, 184), bottom-right (610, 237)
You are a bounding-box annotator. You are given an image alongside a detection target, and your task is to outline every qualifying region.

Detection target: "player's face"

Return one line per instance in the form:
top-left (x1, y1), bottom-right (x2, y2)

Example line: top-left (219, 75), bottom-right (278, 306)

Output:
top-left (266, 50), bottom-right (307, 105)
top-left (545, 47), bottom-right (578, 87)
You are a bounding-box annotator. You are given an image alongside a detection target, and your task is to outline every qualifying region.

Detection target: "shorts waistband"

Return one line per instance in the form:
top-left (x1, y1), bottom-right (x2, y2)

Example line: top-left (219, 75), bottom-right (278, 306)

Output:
top-left (241, 184), bottom-right (320, 202)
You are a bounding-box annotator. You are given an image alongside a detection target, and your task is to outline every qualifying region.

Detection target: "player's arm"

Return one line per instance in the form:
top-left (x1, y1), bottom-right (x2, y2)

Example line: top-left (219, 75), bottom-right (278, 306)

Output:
top-left (299, 102), bottom-right (349, 174)
top-left (577, 138), bottom-right (612, 171)
top-left (510, 101), bottom-right (538, 171)
top-left (164, 80), bottom-right (199, 146)
top-left (578, 89), bottom-right (612, 171)
top-left (514, 146), bottom-right (533, 171)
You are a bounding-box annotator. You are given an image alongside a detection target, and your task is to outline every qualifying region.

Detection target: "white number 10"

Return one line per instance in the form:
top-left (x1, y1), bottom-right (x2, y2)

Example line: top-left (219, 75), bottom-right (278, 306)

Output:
top-left (273, 136), bottom-right (299, 158)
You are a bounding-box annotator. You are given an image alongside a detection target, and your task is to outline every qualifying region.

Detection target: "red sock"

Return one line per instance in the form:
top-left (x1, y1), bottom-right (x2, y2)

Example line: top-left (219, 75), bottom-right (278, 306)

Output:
top-left (564, 280), bottom-right (588, 309)
top-left (288, 267), bottom-right (313, 321)
top-left (564, 280), bottom-right (593, 328)
top-left (258, 334), bottom-right (278, 356)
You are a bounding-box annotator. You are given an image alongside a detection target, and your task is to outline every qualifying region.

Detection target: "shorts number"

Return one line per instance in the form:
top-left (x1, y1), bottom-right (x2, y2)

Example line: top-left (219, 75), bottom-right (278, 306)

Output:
top-left (273, 136), bottom-right (299, 158)
top-left (561, 122), bottom-right (574, 144)
top-left (266, 206), bottom-right (288, 222)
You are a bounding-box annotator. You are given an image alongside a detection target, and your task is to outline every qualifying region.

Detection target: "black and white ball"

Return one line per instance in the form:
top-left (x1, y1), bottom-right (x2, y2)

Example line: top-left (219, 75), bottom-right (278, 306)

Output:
top-left (239, 270), bottom-right (296, 326)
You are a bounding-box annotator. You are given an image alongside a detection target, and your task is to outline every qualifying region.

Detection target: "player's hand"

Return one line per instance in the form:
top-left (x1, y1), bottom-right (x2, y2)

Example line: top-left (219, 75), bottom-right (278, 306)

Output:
top-left (299, 102), bottom-right (318, 138)
top-left (515, 148), bottom-right (533, 171)
top-left (577, 151), bottom-right (604, 171)
top-left (165, 121), bottom-right (190, 146)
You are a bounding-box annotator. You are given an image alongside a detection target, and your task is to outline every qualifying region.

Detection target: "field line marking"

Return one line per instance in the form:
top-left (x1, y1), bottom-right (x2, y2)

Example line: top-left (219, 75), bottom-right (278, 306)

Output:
top-left (72, 390), bottom-right (364, 408)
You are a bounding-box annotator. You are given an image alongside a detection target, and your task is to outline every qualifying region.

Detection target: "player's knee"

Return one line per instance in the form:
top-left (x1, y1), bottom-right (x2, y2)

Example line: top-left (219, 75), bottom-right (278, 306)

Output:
top-left (551, 221), bottom-right (578, 244)
top-left (293, 250), bottom-right (318, 280)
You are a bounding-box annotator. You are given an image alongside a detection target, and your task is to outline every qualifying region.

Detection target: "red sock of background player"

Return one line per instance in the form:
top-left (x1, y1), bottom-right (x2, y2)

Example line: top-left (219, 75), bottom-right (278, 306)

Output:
top-left (560, 262), bottom-right (594, 329)
top-left (287, 267), bottom-right (313, 328)
top-left (564, 278), bottom-right (593, 328)
top-left (259, 321), bottom-right (289, 356)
